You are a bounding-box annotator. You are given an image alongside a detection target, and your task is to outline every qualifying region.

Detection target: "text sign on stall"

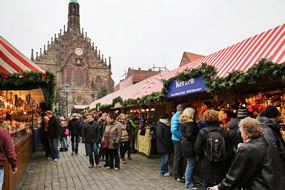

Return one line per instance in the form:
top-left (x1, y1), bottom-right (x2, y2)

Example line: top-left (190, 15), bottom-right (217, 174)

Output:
top-left (167, 76), bottom-right (206, 98)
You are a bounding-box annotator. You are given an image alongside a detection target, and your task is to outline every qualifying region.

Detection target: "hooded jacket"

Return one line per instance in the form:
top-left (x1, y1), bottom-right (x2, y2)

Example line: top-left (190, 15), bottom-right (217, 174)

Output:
top-left (257, 116), bottom-right (285, 168)
top-left (156, 119), bottom-right (173, 154)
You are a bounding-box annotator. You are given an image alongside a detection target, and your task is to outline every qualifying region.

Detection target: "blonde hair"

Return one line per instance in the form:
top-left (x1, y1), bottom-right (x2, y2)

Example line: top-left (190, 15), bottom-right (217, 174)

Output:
top-left (203, 109), bottom-right (219, 123)
top-left (239, 117), bottom-right (263, 138)
top-left (179, 107), bottom-right (195, 123)
top-left (116, 113), bottom-right (126, 122)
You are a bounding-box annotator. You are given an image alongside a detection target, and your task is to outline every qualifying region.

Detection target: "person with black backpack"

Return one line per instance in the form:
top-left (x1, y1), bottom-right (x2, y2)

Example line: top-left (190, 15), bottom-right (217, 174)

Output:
top-left (208, 117), bottom-right (285, 190)
top-left (195, 109), bottom-right (234, 190)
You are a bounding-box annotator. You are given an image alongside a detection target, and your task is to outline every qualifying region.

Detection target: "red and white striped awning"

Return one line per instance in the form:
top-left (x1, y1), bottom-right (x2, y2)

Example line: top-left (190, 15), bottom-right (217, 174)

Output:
top-left (89, 23), bottom-right (285, 108)
top-left (0, 35), bottom-right (44, 74)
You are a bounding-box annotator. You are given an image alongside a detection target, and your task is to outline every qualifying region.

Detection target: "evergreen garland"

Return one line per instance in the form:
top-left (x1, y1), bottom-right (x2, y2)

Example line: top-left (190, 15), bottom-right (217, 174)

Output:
top-left (0, 70), bottom-right (56, 108)
top-left (112, 96), bottom-right (123, 107)
top-left (205, 59), bottom-right (285, 94)
top-left (91, 59), bottom-right (285, 111)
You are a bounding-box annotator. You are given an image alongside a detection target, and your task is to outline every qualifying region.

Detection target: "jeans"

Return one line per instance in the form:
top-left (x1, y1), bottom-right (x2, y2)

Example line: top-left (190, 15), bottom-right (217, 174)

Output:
top-left (71, 135), bottom-right (80, 153)
top-left (185, 155), bottom-right (196, 187)
top-left (108, 148), bottom-right (120, 168)
top-left (49, 137), bottom-right (59, 159)
top-left (0, 169), bottom-right (3, 190)
top-left (173, 140), bottom-right (184, 178)
top-left (86, 142), bottom-right (100, 165)
top-left (160, 153), bottom-right (169, 175)
top-left (61, 137), bottom-right (68, 149)
top-left (120, 141), bottom-right (130, 158)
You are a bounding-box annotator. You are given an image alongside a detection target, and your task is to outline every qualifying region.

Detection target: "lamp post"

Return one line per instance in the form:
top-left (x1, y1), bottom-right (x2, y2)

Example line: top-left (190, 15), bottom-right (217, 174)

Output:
top-left (71, 88), bottom-right (76, 103)
top-left (71, 88), bottom-right (76, 113)
top-left (64, 83), bottom-right (70, 118)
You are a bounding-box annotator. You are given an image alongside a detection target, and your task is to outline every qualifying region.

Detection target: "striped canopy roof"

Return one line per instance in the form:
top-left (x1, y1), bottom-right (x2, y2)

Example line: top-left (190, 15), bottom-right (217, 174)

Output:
top-left (0, 35), bottom-right (45, 74)
top-left (89, 23), bottom-right (285, 108)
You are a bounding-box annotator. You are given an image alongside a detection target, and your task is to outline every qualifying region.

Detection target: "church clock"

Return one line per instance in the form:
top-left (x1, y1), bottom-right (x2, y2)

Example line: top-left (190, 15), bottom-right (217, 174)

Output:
top-left (75, 48), bottom-right (83, 56)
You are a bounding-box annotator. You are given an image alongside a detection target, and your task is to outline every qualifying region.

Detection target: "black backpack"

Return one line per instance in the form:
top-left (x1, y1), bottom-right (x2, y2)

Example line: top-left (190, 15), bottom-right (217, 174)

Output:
top-left (202, 127), bottom-right (227, 163)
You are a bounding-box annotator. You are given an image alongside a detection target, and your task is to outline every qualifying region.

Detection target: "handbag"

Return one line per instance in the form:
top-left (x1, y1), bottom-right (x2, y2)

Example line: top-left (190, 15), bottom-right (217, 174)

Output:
top-left (103, 125), bottom-right (114, 149)
top-left (64, 128), bottom-right (69, 136)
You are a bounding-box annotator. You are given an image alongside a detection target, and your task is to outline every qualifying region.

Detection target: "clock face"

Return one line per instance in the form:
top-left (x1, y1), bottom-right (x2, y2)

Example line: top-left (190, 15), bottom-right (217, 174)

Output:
top-left (75, 48), bottom-right (83, 56)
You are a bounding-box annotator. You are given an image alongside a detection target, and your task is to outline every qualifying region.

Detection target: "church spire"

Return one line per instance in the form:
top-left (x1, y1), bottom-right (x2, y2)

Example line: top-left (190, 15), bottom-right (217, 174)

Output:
top-left (68, 0), bottom-right (80, 33)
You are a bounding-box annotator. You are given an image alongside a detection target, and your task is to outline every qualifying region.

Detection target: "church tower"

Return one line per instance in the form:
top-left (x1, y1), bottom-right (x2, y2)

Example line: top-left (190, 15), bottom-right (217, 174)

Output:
top-left (32, 0), bottom-right (114, 116)
top-left (68, 0), bottom-right (80, 34)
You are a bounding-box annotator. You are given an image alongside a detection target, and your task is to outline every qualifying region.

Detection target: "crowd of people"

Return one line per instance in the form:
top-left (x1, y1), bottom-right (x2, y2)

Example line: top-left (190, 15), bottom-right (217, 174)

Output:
top-left (2, 103), bottom-right (285, 189)
top-left (156, 104), bottom-right (285, 190)
top-left (38, 111), bottom-right (138, 172)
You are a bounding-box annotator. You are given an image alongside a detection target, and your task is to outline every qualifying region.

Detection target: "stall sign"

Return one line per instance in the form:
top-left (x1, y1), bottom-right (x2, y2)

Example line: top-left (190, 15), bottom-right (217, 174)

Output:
top-left (167, 76), bottom-right (206, 98)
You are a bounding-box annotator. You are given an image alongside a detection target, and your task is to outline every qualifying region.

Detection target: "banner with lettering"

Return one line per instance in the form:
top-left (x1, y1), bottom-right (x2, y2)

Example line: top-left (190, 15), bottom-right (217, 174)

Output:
top-left (167, 76), bottom-right (206, 98)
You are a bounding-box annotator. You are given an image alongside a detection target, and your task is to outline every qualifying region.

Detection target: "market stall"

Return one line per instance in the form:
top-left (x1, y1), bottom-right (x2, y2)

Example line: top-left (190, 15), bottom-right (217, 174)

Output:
top-left (163, 22), bottom-right (285, 131)
top-left (0, 35), bottom-right (55, 189)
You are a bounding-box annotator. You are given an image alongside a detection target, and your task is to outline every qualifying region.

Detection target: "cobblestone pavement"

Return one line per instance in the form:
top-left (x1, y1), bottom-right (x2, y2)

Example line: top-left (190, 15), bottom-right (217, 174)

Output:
top-left (17, 141), bottom-right (203, 190)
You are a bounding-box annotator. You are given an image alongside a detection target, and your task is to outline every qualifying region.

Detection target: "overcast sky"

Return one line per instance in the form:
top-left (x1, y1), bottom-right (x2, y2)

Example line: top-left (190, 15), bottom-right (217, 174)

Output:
top-left (1, 0), bottom-right (285, 85)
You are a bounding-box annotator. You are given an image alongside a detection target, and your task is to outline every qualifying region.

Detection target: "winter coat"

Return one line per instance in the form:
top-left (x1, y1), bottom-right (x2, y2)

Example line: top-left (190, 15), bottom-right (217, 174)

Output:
top-left (118, 121), bottom-right (128, 142)
top-left (156, 119), bottom-right (173, 154)
top-left (227, 118), bottom-right (243, 152)
top-left (67, 118), bottom-right (82, 137)
top-left (194, 123), bottom-right (234, 184)
top-left (102, 121), bottom-right (122, 149)
top-left (171, 112), bottom-right (181, 141)
top-left (180, 121), bottom-right (199, 157)
top-left (218, 136), bottom-right (285, 190)
top-left (47, 115), bottom-right (61, 139)
top-left (257, 116), bottom-right (285, 169)
top-left (81, 120), bottom-right (100, 144)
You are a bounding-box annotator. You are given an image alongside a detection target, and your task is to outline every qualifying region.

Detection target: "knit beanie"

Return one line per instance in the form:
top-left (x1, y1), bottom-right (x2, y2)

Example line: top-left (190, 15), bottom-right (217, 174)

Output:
top-left (237, 108), bottom-right (249, 119)
top-left (264, 106), bottom-right (279, 118)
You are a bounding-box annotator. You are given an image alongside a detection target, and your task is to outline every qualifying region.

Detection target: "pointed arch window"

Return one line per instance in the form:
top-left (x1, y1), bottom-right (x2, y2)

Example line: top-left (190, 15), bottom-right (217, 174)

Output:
top-left (75, 69), bottom-right (83, 86)
top-left (95, 76), bottom-right (102, 92)
top-left (66, 68), bottom-right (72, 85)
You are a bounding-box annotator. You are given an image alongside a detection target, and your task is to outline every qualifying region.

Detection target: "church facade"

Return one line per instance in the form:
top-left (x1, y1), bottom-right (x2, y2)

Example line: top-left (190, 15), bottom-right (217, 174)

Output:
top-left (32, 0), bottom-right (114, 113)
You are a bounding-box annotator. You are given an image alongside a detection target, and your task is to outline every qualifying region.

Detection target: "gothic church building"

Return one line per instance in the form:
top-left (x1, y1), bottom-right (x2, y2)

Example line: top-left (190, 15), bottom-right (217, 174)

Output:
top-left (33, 0), bottom-right (114, 110)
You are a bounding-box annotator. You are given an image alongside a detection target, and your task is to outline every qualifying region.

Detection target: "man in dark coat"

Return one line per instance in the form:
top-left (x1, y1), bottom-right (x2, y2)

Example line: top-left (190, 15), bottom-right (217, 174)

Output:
top-left (82, 114), bottom-right (101, 168)
top-left (46, 110), bottom-right (61, 162)
top-left (257, 106), bottom-right (285, 169)
top-left (156, 113), bottom-right (173, 177)
top-left (67, 113), bottom-right (82, 155)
